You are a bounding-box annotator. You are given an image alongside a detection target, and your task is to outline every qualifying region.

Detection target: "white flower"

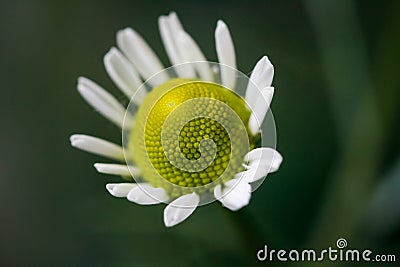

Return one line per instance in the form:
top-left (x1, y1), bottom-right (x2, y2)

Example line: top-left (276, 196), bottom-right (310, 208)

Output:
top-left (70, 11), bottom-right (283, 227)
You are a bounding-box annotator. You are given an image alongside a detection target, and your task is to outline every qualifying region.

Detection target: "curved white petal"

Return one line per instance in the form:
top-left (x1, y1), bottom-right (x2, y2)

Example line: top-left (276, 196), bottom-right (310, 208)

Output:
top-left (158, 12), bottom-right (196, 78)
top-left (104, 47), bottom-right (146, 103)
top-left (244, 147), bottom-right (282, 169)
top-left (248, 86), bottom-right (274, 135)
top-left (177, 31), bottom-right (213, 82)
top-left (77, 77), bottom-right (130, 128)
top-left (245, 56), bottom-right (274, 110)
top-left (167, 13), bottom-right (197, 80)
top-left (94, 163), bottom-right (140, 177)
top-left (116, 28), bottom-right (169, 87)
top-left (214, 179), bottom-right (251, 211)
top-left (70, 134), bottom-right (124, 161)
top-left (127, 184), bottom-right (168, 205)
top-left (163, 192), bottom-right (199, 227)
top-left (215, 20), bottom-right (236, 90)
top-left (104, 48), bottom-right (140, 97)
top-left (106, 183), bottom-right (136, 197)
top-left (236, 148), bottom-right (283, 183)
top-left (158, 16), bottom-right (179, 65)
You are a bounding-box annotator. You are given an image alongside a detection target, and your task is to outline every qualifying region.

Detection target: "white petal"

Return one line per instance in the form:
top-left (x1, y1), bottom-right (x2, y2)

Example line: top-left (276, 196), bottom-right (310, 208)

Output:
top-left (94, 163), bottom-right (140, 177)
top-left (70, 134), bottom-right (124, 161)
top-left (163, 193), bottom-right (199, 227)
top-left (116, 28), bottom-right (169, 87)
top-left (244, 147), bottom-right (282, 169)
top-left (177, 31), bottom-right (213, 81)
top-left (168, 11), bottom-right (184, 32)
top-left (127, 184), bottom-right (168, 205)
top-left (158, 12), bottom-right (196, 78)
top-left (104, 47), bottom-right (146, 103)
top-left (245, 56), bottom-right (274, 110)
top-left (77, 77), bottom-right (129, 128)
top-left (215, 20), bottom-right (236, 89)
top-left (237, 148), bottom-right (283, 183)
top-left (106, 183), bottom-right (136, 197)
top-left (248, 86), bottom-right (274, 135)
top-left (214, 179), bottom-right (251, 211)
top-left (158, 16), bottom-right (180, 65)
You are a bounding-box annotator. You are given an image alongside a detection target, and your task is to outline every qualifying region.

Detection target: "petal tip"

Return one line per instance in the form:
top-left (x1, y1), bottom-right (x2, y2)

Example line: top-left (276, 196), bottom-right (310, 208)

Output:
top-left (216, 19), bottom-right (226, 29)
top-left (93, 163), bottom-right (101, 172)
top-left (69, 134), bottom-right (79, 143)
top-left (163, 193), bottom-right (200, 227)
top-left (106, 183), bottom-right (115, 195)
top-left (168, 11), bottom-right (177, 18)
top-left (77, 76), bottom-right (86, 84)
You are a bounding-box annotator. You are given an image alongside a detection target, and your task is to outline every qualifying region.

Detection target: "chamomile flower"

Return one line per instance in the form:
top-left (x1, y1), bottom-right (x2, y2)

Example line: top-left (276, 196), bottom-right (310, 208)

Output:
top-left (70, 12), bottom-right (283, 227)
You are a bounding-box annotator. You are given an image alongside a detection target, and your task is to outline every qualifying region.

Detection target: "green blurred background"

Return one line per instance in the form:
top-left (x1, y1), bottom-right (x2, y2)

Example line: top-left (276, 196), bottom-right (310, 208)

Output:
top-left (1, 0), bottom-right (399, 266)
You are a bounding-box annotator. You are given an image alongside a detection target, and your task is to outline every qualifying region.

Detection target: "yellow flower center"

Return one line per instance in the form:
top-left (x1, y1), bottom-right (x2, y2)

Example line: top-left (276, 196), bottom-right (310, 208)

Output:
top-left (129, 79), bottom-right (256, 197)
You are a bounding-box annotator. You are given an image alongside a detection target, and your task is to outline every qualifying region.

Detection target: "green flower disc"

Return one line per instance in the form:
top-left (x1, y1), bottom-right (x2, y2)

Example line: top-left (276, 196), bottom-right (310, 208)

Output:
top-left (129, 79), bottom-right (256, 197)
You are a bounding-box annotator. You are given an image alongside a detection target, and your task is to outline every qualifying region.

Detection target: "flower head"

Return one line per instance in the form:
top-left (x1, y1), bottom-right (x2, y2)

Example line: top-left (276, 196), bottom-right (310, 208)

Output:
top-left (70, 12), bottom-right (283, 227)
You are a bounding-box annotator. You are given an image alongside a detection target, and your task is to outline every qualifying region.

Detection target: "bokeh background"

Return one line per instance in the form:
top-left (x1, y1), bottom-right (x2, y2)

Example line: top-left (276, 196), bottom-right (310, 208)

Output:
top-left (1, 0), bottom-right (399, 266)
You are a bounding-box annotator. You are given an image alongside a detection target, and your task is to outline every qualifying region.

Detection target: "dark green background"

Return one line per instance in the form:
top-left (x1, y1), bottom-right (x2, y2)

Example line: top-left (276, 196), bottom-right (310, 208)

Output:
top-left (1, 0), bottom-right (399, 266)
